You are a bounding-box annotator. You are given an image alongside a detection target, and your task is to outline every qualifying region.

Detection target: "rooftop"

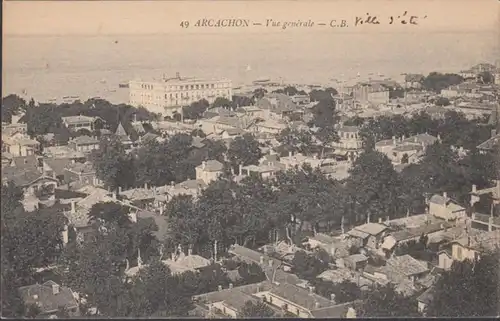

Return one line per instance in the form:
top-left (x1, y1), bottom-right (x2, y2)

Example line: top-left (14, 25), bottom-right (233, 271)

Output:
top-left (269, 283), bottom-right (331, 311)
top-left (387, 254), bottom-right (429, 276)
top-left (62, 115), bottom-right (96, 124)
top-left (353, 222), bottom-right (388, 236)
top-left (197, 160), bottom-right (224, 172)
top-left (18, 281), bottom-right (78, 314)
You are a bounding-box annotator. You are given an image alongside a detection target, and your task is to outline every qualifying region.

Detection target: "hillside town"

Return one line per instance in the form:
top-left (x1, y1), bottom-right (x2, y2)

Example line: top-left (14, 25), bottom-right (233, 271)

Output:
top-left (1, 62), bottom-right (500, 318)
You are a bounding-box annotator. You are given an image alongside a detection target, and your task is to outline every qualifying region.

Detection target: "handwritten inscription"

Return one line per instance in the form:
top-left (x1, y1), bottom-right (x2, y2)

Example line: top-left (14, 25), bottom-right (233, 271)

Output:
top-left (180, 12), bottom-right (427, 29)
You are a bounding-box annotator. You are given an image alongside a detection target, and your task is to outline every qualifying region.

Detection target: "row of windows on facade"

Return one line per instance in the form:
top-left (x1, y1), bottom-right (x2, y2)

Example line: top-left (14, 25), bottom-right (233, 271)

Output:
top-left (140, 83), bottom-right (229, 91)
top-left (132, 91), bottom-right (230, 100)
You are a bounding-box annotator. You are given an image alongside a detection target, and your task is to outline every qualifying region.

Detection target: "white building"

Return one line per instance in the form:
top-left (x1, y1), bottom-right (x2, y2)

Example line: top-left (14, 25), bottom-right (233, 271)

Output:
top-left (129, 73), bottom-right (233, 117)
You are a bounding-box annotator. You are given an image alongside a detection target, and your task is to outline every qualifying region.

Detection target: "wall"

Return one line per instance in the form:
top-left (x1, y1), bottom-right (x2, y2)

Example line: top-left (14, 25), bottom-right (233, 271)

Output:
top-left (451, 243), bottom-right (476, 262)
top-left (438, 253), bottom-right (453, 270)
top-left (256, 292), bottom-right (311, 318)
top-left (195, 167), bottom-right (222, 185)
top-left (429, 203), bottom-right (449, 220)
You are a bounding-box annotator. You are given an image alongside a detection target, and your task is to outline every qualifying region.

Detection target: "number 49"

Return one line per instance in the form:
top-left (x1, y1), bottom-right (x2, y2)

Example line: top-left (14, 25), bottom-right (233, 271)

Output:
top-left (180, 21), bottom-right (190, 28)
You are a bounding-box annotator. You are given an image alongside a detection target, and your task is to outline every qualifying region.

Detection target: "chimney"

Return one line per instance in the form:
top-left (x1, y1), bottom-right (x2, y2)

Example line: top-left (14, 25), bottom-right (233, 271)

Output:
top-left (401, 134), bottom-right (405, 141)
top-left (171, 252), bottom-right (175, 261)
top-left (263, 246), bottom-right (268, 254)
top-left (202, 161), bottom-right (207, 170)
top-left (386, 216), bottom-right (390, 223)
top-left (229, 283), bottom-right (233, 289)
top-left (315, 302), bottom-right (320, 309)
top-left (218, 285), bottom-right (222, 291)
top-left (118, 186), bottom-right (122, 194)
top-left (289, 151), bottom-right (293, 158)
top-left (309, 286), bottom-right (314, 295)
top-left (367, 214), bottom-right (370, 224)
top-left (259, 256), bottom-right (264, 264)
top-left (239, 164), bottom-right (243, 176)
top-left (472, 184), bottom-right (477, 193)
top-left (392, 136), bottom-right (396, 146)
top-left (170, 181), bottom-right (175, 187)
top-left (70, 201), bottom-right (76, 214)
top-left (443, 191), bottom-right (447, 200)
top-left (488, 216), bottom-right (494, 232)
top-left (52, 284), bottom-right (60, 295)
top-left (378, 217), bottom-right (382, 223)
top-left (159, 206), bottom-right (164, 215)
top-left (144, 183), bottom-right (148, 190)
top-left (268, 259), bottom-right (273, 268)
top-left (176, 72), bottom-right (180, 79)
top-left (330, 293), bottom-right (336, 302)
top-left (491, 129), bottom-right (497, 138)
top-left (62, 225), bottom-right (69, 245)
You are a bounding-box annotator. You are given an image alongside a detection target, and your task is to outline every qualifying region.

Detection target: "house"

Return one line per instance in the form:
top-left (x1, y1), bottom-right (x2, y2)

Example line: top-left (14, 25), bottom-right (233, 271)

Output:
top-left (350, 82), bottom-right (390, 106)
top-left (63, 161), bottom-right (100, 186)
top-left (168, 179), bottom-right (207, 199)
top-left (43, 158), bottom-right (73, 182)
top-left (441, 230), bottom-right (500, 266)
top-left (347, 222), bottom-right (388, 249)
top-left (251, 119), bottom-right (288, 135)
top-left (428, 192), bottom-right (467, 221)
top-left (385, 254), bottom-right (430, 283)
top-left (192, 281), bottom-right (277, 318)
top-left (375, 133), bottom-right (437, 164)
top-left (161, 249), bottom-right (211, 275)
top-left (61, 115), bottom-right (97, 132)
top-left (195, 160), bottom-right (224, 185)
top-left (2, 131), bottom-right (40, 157)
top-left (43, 146), bottom-right (85, 160)
top-left (2, 158), bottom-right (59, 208)
top-left (422, 105), bottom-right (448, 120)
top-left (254, 282), bottom-right (360, 318)
top-left (477, 129), bottom-right (500, 154)
top-left (404, 74), bottom-right (425, 89)
top-left (255, 93), bottom-right (301, 121)
top-left (138, 132), bottom-right (162, 144)
top-left (238, 163), bottom-right (285, 180)
top-left (331, 125), bottom-right (363, 161)
top-left (317, 269), bottom-right (373, 289)
top-left (67, 135), bottom-right (99, 154)
top-left (114, 122), bottom-right (134, 151)
top-left (342, 254), bottom-right (369, 271)
top-left (206, 288), bottom-right (263, 318)
top-left (290, 94), bottom-right (310, 106)
top-left (17, 280), bottom-right (79, 317)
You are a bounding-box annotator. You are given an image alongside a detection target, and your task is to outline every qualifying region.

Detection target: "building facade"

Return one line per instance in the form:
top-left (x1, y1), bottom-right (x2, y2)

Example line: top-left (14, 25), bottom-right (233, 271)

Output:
top-left (129, 73), bottom-right (233, 117)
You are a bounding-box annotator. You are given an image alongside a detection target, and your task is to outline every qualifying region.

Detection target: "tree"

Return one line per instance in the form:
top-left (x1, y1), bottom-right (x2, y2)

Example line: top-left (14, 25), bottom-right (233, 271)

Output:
top-left (227, 134), bottom-right (262, 172)
top-left (182, 99), bottom-right (209, 120)
top-left (435, 97), bottom-right (450, 107)
top-left (345, 151), bottom-right (403, 224)
top-left (239, 300), bottom-right (275, 318)
top-left (478, 71), bottom-right (494, 84)
top-left (1, 94), bottom-right (26, 123)
top-left (25, 103), bottom-right (64, 137)
top-left (232, 95), bottom-right (254, 108)
top-left (291, 251), bottom-right (328, 281)
top-left (237, 262), bottom-right (266, 285)
top-left (211, 97), bottom-right (232, 109)
top-left (421, 72), bottom-right (464, 93)
top-left (252, 88), bottom-right (267, 100)
top-left (425, 251), bottom-right (499, 317)
top-left (357, 284), bottom-right (421, 317)
top-left (311, 279), bottom-right (362, 303)
top-left (91, 136), bottom-right (133, 191)
top-left (276, 128), bottom-right (314, 156)
top-left (88, 202), bottom-right (131, 228)
top-left (401, 153), bottom-right (409, 164)
top-left (58, 223), bottom-right (130, 316)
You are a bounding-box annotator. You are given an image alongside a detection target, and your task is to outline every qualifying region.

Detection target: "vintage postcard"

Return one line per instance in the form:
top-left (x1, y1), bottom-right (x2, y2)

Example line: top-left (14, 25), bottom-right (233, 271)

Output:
top-left (2, 0), bottom-right (499, 318)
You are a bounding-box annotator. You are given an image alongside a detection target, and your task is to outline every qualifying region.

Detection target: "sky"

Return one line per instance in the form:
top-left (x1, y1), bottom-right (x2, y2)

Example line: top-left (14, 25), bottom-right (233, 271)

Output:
top-left (3, 0), bottom-right (500, 36)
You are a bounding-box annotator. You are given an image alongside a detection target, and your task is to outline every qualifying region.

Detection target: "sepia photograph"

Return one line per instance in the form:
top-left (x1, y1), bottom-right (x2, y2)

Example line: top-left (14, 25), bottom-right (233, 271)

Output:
top-left (1, 0), bottom-right (499, 318)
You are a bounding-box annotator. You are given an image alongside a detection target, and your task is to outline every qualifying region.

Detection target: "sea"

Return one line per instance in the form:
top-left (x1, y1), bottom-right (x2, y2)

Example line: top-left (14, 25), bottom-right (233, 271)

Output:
top-left (2, 31), bottom-right (499, 104)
